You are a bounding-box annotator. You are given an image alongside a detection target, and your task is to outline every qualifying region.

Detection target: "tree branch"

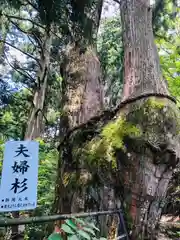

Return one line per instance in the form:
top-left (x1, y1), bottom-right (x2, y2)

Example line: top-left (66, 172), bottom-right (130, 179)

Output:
top-left (9, 18), bottom-right (44, 55)
top-left (113, 0), bottom-right (121, 4)
top-left (9, 19), bottom-right (32, 35)
top-left (17, 66), bottom-right (37, 83)
top-left (38, 108), bottom-right (49, 125)
top-left (25, 0), bottom-right (39, 12)
top-left (4, 52), bottom-right (36, 91)
top-left (27, 35), bottom-right (38, 52)
top-left (0, 39), bottom-right (40, 67)
top-left (3, 13), bottom-right (62, 42)
top-left (31, 31), bottom-right (44, 56)
top-left (1, 13), bottom-right (45, 30)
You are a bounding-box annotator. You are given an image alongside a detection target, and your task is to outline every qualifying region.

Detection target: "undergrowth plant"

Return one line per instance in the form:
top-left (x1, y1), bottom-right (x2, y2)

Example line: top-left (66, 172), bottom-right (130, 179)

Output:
top-left (48, 217), bottom-right (107, 240)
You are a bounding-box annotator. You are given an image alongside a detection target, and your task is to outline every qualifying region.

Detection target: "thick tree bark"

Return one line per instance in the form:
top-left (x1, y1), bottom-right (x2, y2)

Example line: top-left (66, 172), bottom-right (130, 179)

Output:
top-left (55, 1), bottom-right (180, 239)
top-left (54, 47), bottom-right (104, 214)
top-left (62, 46), bottom-right (104, 128)
top-left (54, 0), bottom-right (104, 215)
top-left (54, 0), bottom-right (180, 239)
top-left (120, 0), bottom-right (169, 101)
top-left (118, 0), bottom-right (180, 239)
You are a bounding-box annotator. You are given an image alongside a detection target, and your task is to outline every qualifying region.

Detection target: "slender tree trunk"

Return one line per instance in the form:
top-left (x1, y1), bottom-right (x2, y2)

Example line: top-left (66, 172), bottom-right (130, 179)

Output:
top-left (10, 28), bottom-right (52, 240)
top-left (118, 0), bottom-right (180, 239)
top-left (25, 29), bottom-right (52, 140)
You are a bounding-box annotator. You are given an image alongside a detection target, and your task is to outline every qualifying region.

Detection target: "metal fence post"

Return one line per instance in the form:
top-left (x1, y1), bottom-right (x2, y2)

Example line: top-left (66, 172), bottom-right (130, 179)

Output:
top-left (118, 210), bottom-right (129, 240)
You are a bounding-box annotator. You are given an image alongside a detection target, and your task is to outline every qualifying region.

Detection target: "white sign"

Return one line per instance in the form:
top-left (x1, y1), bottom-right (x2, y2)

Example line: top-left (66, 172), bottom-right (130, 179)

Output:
top-left (150, 0), bottom-right (155, 6)
top-left (0, 141), bottom-right (39, 212)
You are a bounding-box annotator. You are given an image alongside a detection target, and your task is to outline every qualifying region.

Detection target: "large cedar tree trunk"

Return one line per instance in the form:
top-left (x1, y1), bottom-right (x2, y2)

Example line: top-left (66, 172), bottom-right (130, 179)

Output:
top-left (55, 1), bottom-right (180, 239)
top-left (54, 0), bottom-right (104, 214)
top-left (53, 0), bottom-right (180, 239)
top-left (117, 0), bottom-right (180, 239)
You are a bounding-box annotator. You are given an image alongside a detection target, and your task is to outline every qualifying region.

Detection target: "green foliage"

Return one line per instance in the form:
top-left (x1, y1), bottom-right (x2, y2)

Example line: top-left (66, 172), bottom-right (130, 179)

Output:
top-left (37, 140), bottom-right (58, 207)
top-left (165, 226), bottom-right (180, 239)
top-left (0, 89), bottom-right (31, 139)
top-left (156, 35), bottom-right (180, 99)
top-left (0, 78), bottom-right (13, 106)
top-left (154, 0), bottom-right (180, 112)
top-left (83, 96), bottom-right (180, 172)
top-left (37, 0), bottom-right (67, 25)
top-left (153, 0), bottom-right (179, 37)
top-left (98, 16), bottom-right (123, 107)
top-left (48, 233), bottom-right (63, 240)
top-left (97, 1), bottom-right (180, 108)
top-left (48, 218), bottom-right (106, 240)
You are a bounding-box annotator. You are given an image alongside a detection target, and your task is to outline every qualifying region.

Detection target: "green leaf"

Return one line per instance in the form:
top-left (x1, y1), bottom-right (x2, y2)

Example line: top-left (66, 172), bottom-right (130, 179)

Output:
top-left (87, 222), bottom-right (100, 231)
top-left (82, 227), bottom-right (95, 236)
top-left (67, 235), bottom-right (79, 240)
top-left (48, 233), bottom-right (63, 240)
top-left (72, 217), bottom-right (86, 226)
top-left (65, 219), bottom-right (78, 230)
top-left (77, 230), bottom-right (91, 240)
top-left (61, 223), bottom-right (75, 234)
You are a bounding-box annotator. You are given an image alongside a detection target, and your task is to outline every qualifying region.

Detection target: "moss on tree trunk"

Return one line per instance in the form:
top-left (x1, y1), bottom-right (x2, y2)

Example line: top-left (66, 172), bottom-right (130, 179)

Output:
top-left (61, 96), bottom-right (179, 239)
